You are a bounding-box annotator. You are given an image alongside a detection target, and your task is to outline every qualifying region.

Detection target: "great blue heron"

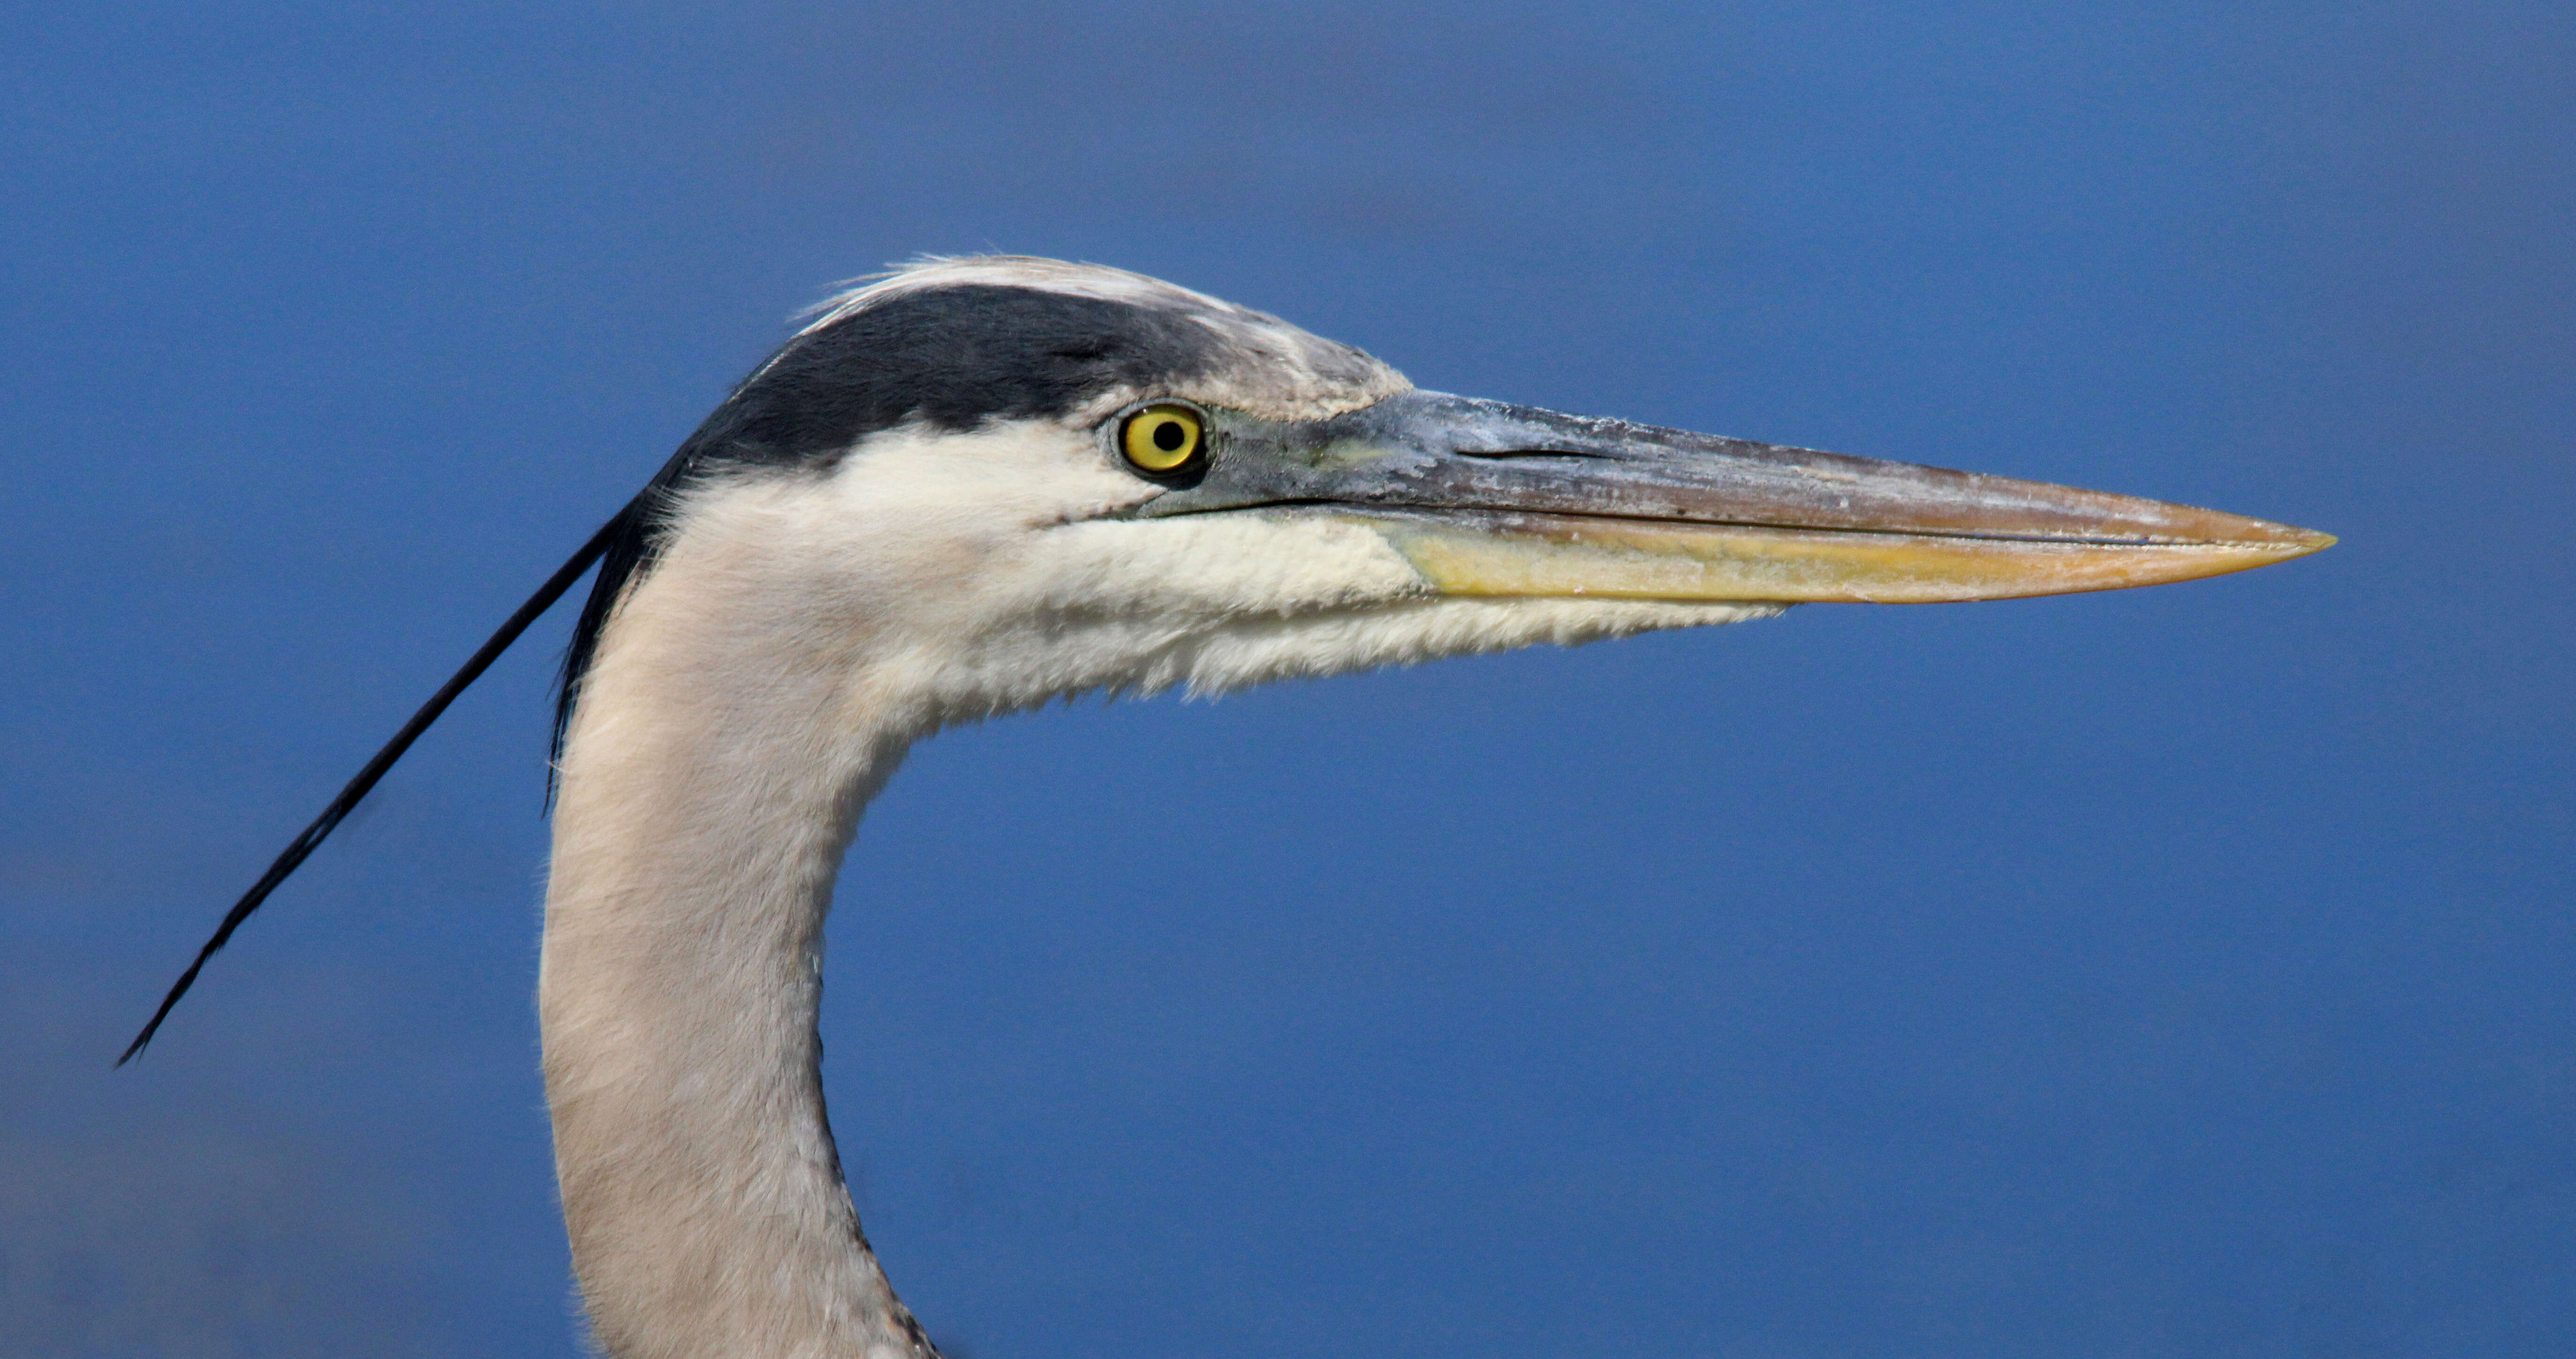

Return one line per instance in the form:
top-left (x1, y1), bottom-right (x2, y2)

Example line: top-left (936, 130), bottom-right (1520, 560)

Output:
top-left (125, 257), bottom-right (2331, 1358)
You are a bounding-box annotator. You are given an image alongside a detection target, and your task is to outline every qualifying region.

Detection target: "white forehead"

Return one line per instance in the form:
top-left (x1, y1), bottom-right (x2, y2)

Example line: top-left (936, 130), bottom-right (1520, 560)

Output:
top-left (796, 255), bottom-right (1413, 422)
top-left (801, 256), bottom-right (1252, 330)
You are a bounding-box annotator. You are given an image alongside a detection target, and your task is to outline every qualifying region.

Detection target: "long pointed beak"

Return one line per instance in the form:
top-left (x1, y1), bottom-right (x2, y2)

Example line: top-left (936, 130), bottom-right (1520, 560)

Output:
top-left (1144, 391), bottom-right (2333, 603)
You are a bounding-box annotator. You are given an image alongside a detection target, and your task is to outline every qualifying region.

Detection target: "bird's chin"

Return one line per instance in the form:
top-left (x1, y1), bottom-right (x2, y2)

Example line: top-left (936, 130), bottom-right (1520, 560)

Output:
top-left (1327, 507), bottom-right (2336, 605)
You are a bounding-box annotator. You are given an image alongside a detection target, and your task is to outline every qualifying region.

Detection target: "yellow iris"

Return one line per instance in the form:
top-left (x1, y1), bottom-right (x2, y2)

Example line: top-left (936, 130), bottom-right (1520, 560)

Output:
top-left (1120, 404), bottom-right (1204, 473)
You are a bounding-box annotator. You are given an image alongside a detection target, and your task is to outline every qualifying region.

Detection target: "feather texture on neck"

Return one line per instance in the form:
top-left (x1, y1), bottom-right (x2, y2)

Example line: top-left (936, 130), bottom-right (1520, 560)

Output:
top-left (541, 504), bottom-right (937, 1359)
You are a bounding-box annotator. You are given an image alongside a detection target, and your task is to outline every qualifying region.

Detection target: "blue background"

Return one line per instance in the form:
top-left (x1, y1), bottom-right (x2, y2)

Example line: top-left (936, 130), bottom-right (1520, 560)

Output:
top-left (5, 2), bottom-right (2570, 1354)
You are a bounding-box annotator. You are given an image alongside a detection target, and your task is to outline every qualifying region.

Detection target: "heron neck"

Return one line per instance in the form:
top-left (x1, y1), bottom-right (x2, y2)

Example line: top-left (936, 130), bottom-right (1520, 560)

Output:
top-left (539, 580), bottom-right (935, 1359)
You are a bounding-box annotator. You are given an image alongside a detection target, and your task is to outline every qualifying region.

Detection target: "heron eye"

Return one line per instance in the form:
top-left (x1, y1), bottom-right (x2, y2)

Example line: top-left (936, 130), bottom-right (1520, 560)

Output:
top-left (1119, 404), bottom-right (1205, 475)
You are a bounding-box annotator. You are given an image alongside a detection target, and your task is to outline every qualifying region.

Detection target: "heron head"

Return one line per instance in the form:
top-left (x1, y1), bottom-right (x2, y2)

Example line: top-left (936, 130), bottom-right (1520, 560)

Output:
top-left (569, 256), bottom-right (2331, 730)
top-left (120, 254), bottom-right (2338, 1064)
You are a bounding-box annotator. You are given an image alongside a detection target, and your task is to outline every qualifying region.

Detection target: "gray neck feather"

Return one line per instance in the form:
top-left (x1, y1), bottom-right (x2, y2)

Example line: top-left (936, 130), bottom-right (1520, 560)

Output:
top-left (539, 561), bottom-right (938, 1359)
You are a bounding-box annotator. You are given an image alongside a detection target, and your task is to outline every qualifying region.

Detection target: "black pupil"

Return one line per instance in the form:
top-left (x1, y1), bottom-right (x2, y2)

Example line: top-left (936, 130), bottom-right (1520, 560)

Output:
top-left (1152, 419), bottom-right (1187, 453)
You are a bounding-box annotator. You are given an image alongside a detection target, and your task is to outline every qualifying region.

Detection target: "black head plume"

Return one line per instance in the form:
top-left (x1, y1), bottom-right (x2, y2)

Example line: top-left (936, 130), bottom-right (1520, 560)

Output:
top-left (116, 512), bottom-right (628, 1066)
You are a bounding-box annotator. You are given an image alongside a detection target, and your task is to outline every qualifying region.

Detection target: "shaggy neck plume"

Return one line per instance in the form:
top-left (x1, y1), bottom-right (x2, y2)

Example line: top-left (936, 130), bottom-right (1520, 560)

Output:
top-left (539, 547), bottom-right (936, 1359)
